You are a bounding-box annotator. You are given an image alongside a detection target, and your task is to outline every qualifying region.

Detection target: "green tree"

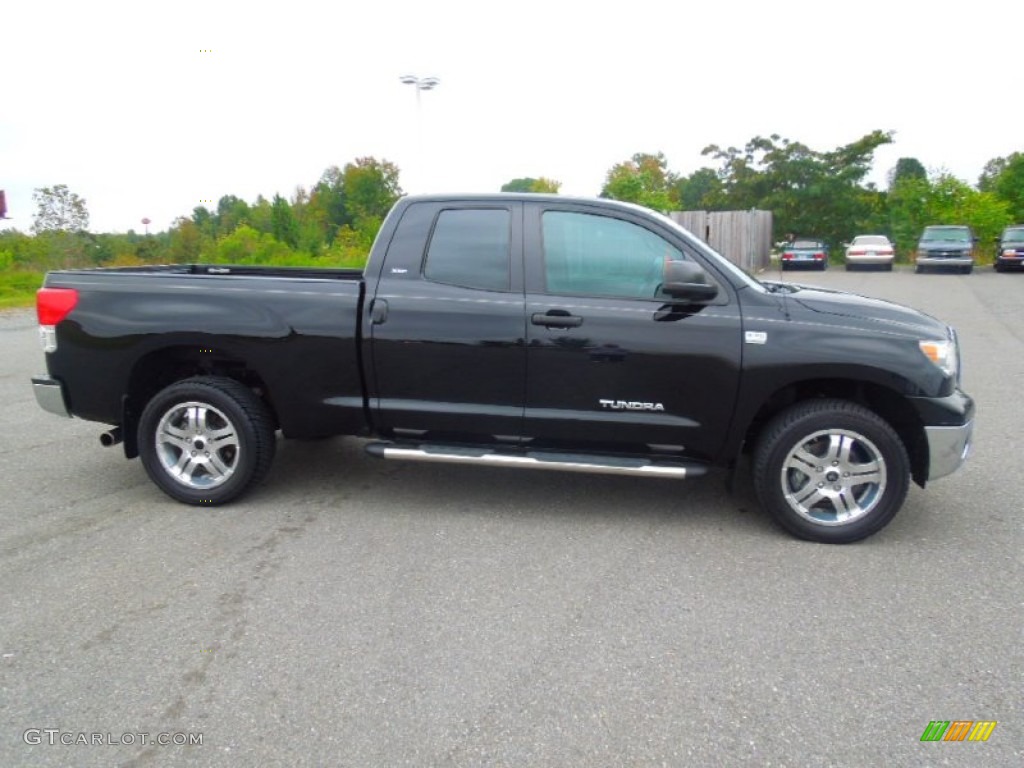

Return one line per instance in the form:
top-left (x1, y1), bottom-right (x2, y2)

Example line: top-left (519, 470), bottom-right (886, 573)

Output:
top-left (600, 152), bottom-right (678, 211)
top-left (192, 205), bottom-right (215, 238)
top-left (983, 153), bottom-right (1024, 222)
top-left (701, 131), bottom-right (893, 247)
top-left (309, 166), bottom-right (349, 245)
top-left (247, 195), bottom-right (273, 235)
top-left (214, 195), bottom-right (250, 236)
top-left (271, 194), bottom-right (300, 248)
top-left (888, 157), bottom-right (927, 188)
top-left (168, 217), bottom-right (204, 262)
top-left (675, 168), bottom-right (721, 210)
top-left (977, 154), bottom-right (1017, 192)
top-left (887, 173), bottom-right (1012, 258)
top-left (32, 184), bottom-right (90, 233)
top-left (887, 176), bottom-right (932, 256)
top-left (501, 177), bottom-right (561, 193)
top-left (342, 157), bottom-right (403, 228)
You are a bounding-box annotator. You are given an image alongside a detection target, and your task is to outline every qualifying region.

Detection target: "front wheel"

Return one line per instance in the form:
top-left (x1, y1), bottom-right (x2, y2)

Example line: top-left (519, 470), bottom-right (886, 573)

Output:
top-left (753, 399), bottom-right (909, 543)
top-left (137, 376), bottom-right (276, 505)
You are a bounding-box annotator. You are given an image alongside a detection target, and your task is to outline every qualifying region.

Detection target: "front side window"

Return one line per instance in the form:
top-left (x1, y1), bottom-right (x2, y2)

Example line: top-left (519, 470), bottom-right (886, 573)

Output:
top-left (542, 211), bottom-right (685, 299)
top-left (424, 209), bottom-right (510, 291)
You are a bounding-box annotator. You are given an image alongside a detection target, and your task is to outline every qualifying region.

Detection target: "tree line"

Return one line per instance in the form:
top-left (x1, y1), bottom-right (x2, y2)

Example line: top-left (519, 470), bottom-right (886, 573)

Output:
top-left (3, 132), bottom-right (1023, 275)
top-left (600, 134), bottom-right (1024, 258)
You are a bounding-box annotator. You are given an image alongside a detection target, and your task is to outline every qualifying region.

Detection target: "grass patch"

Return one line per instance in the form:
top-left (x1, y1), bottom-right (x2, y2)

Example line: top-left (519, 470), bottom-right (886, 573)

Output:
top-left (0, 271), bottom-right (44, 310)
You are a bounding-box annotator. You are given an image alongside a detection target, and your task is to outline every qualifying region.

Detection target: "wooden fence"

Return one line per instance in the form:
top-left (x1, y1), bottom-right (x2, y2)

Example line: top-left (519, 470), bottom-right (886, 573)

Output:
top-left (669, 210), bottom-right (773, 272)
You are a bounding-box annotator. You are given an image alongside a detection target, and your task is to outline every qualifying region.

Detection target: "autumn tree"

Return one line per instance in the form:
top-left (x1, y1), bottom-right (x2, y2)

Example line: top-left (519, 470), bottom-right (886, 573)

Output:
top-left (501, 177), bottom-right (561, 193)
top-left (342, 157), bottom-right (402, 228)
top-left (32, 184), bottom-right (90, 233)
top-left (600, 152), bottom-right (678, 211)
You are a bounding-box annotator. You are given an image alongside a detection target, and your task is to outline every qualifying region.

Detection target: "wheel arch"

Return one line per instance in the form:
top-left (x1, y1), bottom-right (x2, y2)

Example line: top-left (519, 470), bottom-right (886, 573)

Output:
top-left (739, 378), bottom-right (929, 487)
top-left (121, 345), bottom-right (278, 459)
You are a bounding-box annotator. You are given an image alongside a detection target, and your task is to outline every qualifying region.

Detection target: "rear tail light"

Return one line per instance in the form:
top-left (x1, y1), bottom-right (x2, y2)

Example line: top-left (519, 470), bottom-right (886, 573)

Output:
top-left (814, 252), bottom-right (825, 259)
top-left (782, 252), bottom-right (793, 260)
top-left (37, 287), bottom-right (78, 352)
top-left (848, 249), bottom-right (865, 256)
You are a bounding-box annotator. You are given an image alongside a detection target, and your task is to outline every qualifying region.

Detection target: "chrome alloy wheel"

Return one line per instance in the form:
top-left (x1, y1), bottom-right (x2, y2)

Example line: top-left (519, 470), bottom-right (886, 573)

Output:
top-left (154, 401), bottom-right (240, 489)
top-left (780, 429), bottom-right (887, 526)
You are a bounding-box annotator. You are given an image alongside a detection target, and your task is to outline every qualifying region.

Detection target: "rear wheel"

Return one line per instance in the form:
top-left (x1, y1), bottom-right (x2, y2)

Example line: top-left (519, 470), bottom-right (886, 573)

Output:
top-left (753, 399), bottom-right (909, 543)
top-left (138, 376), bottom-right (276, 505)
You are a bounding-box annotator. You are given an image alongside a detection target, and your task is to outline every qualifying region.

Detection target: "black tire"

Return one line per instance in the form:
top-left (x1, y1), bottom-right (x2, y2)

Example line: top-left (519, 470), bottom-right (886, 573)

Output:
top-left (753, 399), bottom-right (909, 543)
top-left (137, 376), bottom-right (276, 505)
top-left (915, 265), bottom-right (924, 274)
top-left (885, 263), bottom-right (894, 272)
top-left (994, 262), bottom-right (1005, 273)
top-left (961, 265), bottom-right (973, 275)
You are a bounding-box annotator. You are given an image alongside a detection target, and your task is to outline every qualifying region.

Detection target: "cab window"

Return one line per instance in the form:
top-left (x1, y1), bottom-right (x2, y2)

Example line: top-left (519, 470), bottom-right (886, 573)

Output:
top-left (424, 209), bottom-right (511, 291)
top-left (542, 211), bottom-right (685, 299)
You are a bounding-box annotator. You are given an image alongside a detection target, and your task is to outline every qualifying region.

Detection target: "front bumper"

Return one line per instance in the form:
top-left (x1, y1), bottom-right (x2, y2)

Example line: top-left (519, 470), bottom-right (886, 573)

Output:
top-left (846, 255), bottom-right (894, 265)
top-left (32, 375), bottom-right (71, 418)
top-left (916, 255), bottom-right (973, 267)
top-left (924, 419), bottom-right (973, 480)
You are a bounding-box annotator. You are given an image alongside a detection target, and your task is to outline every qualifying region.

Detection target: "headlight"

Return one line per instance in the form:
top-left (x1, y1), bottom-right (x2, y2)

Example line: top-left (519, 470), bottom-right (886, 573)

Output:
top-left (919, 339), bottom-right (958, 378)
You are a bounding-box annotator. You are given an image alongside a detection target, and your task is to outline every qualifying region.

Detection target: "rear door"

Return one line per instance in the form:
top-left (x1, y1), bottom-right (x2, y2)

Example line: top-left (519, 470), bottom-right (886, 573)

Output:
top-left (522, 202), bottom-right (743, 461)
top-left (367, 201), bottom-right (526, 443)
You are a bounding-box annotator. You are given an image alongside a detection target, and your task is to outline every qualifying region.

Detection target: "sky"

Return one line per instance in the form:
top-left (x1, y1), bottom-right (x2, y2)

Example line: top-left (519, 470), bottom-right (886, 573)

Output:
top-left (2, 0), bottom-right (1020, 234)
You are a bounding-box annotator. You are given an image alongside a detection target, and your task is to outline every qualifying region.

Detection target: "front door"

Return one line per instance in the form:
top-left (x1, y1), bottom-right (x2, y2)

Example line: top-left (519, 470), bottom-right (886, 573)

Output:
top-left (522, 203), bottom-right (742, 461)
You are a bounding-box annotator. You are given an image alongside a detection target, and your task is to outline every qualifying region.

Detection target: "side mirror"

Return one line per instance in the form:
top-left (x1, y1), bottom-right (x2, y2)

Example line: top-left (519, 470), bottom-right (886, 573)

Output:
top-left (662, 260), bottom-right (718, 301)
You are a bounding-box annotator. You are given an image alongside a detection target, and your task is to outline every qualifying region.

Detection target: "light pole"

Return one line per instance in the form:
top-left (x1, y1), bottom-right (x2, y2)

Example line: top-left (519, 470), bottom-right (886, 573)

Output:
top-left (399, 75), bottom-right (440, 192)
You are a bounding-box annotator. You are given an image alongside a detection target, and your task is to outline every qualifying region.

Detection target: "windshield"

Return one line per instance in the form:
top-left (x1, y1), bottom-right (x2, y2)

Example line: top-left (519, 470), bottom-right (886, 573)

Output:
top-left (921, 228), bottom-right (970, 242)
top-left (852, 235), bottom-right (890, 246)
top-left (1003, 227), bottom-right (1024, 241)
top-left (790, 240), bottom-right (824, 249)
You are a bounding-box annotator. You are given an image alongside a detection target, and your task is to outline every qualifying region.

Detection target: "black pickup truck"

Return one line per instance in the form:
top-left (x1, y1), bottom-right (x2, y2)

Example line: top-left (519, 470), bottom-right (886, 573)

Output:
top-left (32, 194), bottom-right (974, 543)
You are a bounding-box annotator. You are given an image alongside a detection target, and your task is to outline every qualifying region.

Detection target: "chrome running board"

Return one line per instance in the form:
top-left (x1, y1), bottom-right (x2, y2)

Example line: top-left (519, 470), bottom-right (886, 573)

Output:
top-left (364, 442), bottom-right (704, 479)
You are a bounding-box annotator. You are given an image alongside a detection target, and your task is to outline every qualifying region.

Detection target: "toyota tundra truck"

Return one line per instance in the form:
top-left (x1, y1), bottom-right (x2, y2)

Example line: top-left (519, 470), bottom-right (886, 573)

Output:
top-left (31, 194), bottom-right (974, 543)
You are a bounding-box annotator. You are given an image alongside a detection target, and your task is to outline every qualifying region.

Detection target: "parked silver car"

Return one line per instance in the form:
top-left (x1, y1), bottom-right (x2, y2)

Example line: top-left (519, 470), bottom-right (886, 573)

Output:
top-left (844, 235), bottom-right (895, 271)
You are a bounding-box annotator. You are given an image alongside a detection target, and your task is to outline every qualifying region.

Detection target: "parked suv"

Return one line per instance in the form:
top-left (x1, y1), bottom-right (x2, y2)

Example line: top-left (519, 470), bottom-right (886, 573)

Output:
top-left (994, 225), bottom-right (1024, 272)
top-left (915, 225), bottom-right (976, 274)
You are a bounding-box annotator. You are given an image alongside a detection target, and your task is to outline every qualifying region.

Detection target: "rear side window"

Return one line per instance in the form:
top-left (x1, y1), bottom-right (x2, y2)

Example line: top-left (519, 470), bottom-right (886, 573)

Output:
top-left (424, 209), bottom-right (510, 291)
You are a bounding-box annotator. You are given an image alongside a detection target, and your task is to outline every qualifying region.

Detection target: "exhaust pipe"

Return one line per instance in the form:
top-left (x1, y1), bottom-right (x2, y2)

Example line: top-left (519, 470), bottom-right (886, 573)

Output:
top-left (100, 427), bottom-right (123, 448)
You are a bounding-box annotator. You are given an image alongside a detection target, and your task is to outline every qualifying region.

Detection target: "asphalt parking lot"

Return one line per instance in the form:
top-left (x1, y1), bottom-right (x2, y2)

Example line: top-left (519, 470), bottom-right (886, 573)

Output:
top-left (1, 267), bottom-right (1021, 767)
